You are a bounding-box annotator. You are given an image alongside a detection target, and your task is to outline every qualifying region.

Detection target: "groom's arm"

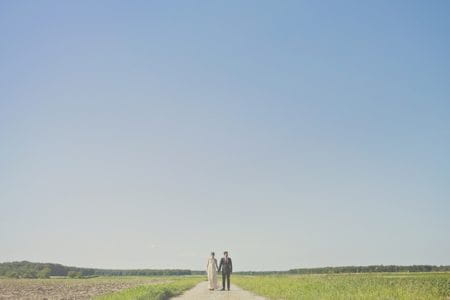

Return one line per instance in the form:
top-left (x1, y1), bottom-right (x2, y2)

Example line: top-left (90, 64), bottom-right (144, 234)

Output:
top-left (230, 258), bottom-right (233, 273)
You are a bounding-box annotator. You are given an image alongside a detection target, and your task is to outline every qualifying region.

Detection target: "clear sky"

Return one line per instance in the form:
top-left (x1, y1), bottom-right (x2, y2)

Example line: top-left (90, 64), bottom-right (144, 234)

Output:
top-left (1, 1), bottom-right (449, 271)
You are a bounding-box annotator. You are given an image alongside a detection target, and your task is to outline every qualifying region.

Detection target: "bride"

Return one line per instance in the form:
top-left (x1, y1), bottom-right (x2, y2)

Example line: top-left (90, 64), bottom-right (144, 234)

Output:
top-left (206, 252), bottom-right (218, 290)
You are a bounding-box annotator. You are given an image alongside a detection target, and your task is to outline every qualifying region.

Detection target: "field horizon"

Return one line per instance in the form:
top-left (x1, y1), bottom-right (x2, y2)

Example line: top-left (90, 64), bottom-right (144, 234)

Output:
top-left (1, 260), bottom-right (449, 279)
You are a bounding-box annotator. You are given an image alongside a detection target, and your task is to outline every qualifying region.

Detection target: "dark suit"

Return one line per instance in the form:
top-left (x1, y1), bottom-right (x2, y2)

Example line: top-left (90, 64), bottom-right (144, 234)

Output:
top-left (218, 257), bottom-right (232, 290)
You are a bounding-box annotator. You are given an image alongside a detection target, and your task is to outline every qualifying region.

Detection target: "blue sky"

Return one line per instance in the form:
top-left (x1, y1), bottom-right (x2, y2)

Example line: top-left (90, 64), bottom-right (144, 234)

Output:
top-left (1, 1), bottom-right (449, 271)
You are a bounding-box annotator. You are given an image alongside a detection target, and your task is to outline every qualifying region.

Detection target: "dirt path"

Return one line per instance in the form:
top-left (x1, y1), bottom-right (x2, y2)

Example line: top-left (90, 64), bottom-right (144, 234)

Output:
top-left (171, 281), bottom-right (266, 300)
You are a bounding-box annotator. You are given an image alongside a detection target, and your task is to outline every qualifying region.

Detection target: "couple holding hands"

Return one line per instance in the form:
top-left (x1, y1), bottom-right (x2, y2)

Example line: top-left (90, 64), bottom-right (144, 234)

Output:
top-left (206, 251), bottom-right (233, 291)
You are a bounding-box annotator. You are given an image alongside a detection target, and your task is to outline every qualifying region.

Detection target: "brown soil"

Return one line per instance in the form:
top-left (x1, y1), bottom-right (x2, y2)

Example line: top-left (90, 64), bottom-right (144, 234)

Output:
top-left (0, 277), bottom-right (164, 300)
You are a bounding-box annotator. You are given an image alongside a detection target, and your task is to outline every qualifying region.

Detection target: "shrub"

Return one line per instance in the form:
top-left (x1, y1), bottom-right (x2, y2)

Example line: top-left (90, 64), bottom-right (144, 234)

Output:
top-left (68, 271), bottom-right (82, 278)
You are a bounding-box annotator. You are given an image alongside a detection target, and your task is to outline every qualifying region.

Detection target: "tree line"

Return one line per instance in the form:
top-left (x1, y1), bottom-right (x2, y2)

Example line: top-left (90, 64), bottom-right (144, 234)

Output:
top-left (1, 261), bottom-right (449, 278)
top-left (235, 265), bottom-right (450, 275)
top-left (0, 261), bottom-right (192, 278)
top-left (287, 265), bottom-right (450, 274)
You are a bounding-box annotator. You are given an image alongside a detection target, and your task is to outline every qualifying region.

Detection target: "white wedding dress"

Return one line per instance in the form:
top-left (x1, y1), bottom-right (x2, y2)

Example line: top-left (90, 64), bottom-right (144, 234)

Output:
top-left (206, 257), bottom-right (218, 289)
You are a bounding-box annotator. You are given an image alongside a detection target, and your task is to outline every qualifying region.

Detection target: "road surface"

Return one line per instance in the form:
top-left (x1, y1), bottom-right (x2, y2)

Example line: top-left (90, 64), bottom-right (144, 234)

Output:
top-left (171, 281), bottom-right (266, 300)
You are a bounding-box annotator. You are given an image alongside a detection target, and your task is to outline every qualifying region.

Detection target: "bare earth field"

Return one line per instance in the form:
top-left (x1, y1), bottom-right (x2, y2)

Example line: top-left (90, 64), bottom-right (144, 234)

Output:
top-left (0, 277), bottom-right (165, 300)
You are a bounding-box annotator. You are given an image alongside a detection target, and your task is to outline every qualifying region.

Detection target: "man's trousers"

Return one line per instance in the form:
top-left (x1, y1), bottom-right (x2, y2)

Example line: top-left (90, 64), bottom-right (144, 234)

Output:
top-left (222, 272), bottom-right (230, 290)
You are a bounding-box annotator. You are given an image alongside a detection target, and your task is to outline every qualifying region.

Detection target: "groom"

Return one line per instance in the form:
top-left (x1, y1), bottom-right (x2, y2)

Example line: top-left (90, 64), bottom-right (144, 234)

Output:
top-left (218, 251), bottom-right (232, 291)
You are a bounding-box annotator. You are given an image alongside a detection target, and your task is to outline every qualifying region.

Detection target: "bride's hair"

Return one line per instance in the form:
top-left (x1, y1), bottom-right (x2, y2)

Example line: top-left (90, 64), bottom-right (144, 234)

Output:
top-left (211, 252), bottom-right (215, 256)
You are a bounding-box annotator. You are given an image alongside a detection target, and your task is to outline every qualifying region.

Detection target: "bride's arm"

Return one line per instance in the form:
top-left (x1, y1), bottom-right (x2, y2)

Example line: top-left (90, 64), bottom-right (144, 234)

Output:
top-left (217, 258), bottom-right (222, 272)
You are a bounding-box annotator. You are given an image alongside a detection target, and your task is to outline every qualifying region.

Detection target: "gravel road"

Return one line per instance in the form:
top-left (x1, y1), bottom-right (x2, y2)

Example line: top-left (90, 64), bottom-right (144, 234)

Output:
top-left (171, 281), bottom-right (267, 300)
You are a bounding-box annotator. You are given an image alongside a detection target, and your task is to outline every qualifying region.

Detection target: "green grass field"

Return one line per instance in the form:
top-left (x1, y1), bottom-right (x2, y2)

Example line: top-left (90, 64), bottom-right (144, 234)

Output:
top-left (233, 272), bottom-right (450, 300)
top-left (94, 276), bottom-right (204, 300)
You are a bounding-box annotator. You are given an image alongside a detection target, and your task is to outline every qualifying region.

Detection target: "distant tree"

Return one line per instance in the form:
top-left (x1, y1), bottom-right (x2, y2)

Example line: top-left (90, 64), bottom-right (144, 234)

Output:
top-left (37, 267), bottom-right (51, 278)
top-left (6, 271), bottom-right (20, 278)
top-left (22, 270), bottom-right (37, 278)
top-left (67, 271), bottom-right (81, 278)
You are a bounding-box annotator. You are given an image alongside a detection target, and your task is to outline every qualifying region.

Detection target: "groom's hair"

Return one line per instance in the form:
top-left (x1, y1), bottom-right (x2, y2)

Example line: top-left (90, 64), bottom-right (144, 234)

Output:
top-left (224, 251), bottom-right (228, 255)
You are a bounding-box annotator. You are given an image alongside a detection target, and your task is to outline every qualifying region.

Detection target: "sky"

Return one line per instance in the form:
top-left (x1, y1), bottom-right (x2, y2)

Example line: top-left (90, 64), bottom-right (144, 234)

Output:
top-left (1, 1), bottom-right (449, 271)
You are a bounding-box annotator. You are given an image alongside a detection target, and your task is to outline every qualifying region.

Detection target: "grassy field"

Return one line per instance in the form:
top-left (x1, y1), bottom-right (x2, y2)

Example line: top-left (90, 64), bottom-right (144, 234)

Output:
top-left (233, 272), bottom-right (450, 300)
top-left (94, 276), bottom-right (203, 300)
top-left (0, 276), bottom-right (203, 299)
